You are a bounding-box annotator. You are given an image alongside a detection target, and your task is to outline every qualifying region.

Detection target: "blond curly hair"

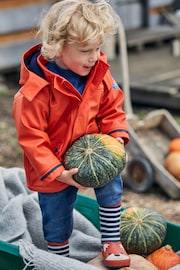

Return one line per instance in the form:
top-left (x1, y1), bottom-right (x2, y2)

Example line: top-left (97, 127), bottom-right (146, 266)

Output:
top-left (37, 0), bottom-right (120, 60)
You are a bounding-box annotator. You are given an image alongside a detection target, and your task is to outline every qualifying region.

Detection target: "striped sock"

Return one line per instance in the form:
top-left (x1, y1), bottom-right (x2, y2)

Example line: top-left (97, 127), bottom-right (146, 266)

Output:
top-left (48, 240), bottom-right (69, 256)
top-left (99, 205), bottom-right (121, 243)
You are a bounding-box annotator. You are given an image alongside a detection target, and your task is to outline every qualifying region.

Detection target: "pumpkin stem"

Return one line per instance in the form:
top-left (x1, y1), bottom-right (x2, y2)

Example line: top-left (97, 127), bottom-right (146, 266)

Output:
top-left (85, 148), bottom-right (93, 154)
top-left (165, 244), bottom-right (172, 251)
top-left (136, 218), bottom-right (143, 224)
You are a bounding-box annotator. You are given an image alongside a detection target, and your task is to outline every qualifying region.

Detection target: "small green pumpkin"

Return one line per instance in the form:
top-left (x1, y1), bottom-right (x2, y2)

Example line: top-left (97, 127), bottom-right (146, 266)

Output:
top-left (63, 134), bottom-right (126, 188)
top-left (120, 207), bottom-right (167, 255)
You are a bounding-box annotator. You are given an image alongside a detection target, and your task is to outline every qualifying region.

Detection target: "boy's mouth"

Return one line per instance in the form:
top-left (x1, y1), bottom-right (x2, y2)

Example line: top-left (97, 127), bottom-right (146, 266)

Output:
top-left (84, 65), bottom-right (94, 69)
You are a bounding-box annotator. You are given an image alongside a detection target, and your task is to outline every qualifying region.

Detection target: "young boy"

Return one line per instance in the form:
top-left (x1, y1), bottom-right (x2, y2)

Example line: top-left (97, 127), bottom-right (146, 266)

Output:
top-left (13, 0), bottom-right (130, 268)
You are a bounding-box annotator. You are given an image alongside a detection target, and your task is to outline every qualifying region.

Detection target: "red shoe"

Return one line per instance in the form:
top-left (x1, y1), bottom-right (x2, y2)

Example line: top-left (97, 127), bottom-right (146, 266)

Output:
top-left (102, 241), bottom-right (130, 269)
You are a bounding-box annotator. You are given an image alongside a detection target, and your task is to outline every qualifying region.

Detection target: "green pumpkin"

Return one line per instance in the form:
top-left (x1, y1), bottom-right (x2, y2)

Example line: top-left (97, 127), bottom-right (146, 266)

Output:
top-left (120, 207), bottom-right (167, 255)
top-left (63, 134), bottom-right (126, 188)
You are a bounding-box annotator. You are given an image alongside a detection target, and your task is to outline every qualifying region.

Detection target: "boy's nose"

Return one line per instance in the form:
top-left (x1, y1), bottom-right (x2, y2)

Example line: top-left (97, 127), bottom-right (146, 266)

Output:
top-left (89, 51), bottom-right (99, 62)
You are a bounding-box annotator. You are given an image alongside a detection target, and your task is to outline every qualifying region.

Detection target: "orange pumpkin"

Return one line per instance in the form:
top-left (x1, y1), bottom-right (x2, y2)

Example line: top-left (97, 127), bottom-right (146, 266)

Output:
top-left (88, 253), bottom-right (158, 270)
top-left (128, 254), bottom-right (158, 270)
top-left (164, 152), bottom-right (180, 181)
top-left (169, 138), bottom-right (180, 153)
top-left (146, 245), bottom-right (180, 270)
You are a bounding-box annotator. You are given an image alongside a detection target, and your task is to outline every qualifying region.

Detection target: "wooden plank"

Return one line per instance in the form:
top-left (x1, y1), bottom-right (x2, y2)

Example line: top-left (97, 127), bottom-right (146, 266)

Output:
top-left (129, 84), bottom-right (180, 111)
top-left (0, 30), bottom-right (36, 44)
top-left (126, 27), bottom-right (180, 48)
top-left (145, 69), bottom-right (180, 84)
top-left (150, 5), bottom-right (170, 15)
top-left (161, 11), bottom-right (180, 27)
top-left (0, 0), bottom-right (54, 9)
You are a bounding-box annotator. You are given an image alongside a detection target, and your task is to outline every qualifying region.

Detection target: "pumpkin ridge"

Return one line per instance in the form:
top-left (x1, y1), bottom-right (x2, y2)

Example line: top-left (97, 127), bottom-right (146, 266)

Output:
top-left (130, 222), bottom-right (148, 253)
top-left (139, 226), bottom-right (148, 254)
top-left (94, 134), bottom-right (125, 156)
top-left (77, 147), bottom-right (120, 186)
top-left (140, 215), bottom-right (167, 244)
top-left (125, 223), bottom-right (153, 254)
top-left (143, 223), bottom-right (165, 243)
top-left (75, 153), bottom-right (88, 167)
top-left (140, 224), bottom-right (162, 252)
top-left (91, 134), bottom-right (107, 147)
top-left (92, 152), bottom-right (120, 174)
top-left (94, 144), bottom-right (124, 157)
top-left (126, 224), bottom-right (138, 249)
top-left (131, 227), bottom-right (146, 253)
top-left (142, 217), bottom-right (167, 231)
top-left (100, 143), bottom-right (125, 154)
top-left (88, 154), bottom-right (100, 186)
top-left (66, 153), bottom-right (83, 166)
top-left (78, 154), bottom-right (98, 175)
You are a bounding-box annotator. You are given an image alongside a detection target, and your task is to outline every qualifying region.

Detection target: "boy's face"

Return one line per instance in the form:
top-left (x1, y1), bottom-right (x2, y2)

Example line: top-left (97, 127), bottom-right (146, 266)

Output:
top-left (56, 42), bottom-right (102, 76)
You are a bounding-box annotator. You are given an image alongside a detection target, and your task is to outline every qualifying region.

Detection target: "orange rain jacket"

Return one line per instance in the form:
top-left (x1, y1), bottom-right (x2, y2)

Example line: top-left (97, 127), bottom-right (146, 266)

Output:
top-left (13, 44), bottom-right (129, 193)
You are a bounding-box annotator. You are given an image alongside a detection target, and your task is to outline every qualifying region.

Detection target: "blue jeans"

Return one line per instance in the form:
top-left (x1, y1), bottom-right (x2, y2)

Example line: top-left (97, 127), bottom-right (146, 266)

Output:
top-left (38, 175), bottom-right (123, 243)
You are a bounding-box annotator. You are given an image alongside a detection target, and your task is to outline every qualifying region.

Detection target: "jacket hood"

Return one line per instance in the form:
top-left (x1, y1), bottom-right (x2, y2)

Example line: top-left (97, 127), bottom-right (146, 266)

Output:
top-left (24, 46), bottom-right (44, 78)
top-left (19, 43), bottom-right (109, 101)
top-left (19, 44), bottom-right (51, 101)
top-left (20, 44), bottom-right (44, 82)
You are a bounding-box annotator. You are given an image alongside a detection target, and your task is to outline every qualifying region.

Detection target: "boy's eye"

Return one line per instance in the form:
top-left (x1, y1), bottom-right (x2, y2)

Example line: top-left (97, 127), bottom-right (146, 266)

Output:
top-left (80, 47), bottom-right (101, 53)
top-left (81, 50), bottom-right (90, 53)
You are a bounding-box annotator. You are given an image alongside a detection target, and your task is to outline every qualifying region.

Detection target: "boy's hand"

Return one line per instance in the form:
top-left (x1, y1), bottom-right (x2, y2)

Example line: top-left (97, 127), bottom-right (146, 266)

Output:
top-left (56, 168), bottom-right (87, 190)
top-left (116, 137), bottom-right (124, 144)
top-left (116, 137), bottom-right (128, 162)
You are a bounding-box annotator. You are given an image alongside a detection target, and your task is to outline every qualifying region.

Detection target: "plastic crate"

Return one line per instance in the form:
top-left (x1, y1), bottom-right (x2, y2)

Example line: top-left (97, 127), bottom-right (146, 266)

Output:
top-left (0, 194), bottom-right (179, 270)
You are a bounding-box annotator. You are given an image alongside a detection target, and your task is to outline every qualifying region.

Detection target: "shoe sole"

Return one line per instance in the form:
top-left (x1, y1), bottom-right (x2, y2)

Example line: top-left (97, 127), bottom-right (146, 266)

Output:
top-left (104, 260), bottom-right (130, 269)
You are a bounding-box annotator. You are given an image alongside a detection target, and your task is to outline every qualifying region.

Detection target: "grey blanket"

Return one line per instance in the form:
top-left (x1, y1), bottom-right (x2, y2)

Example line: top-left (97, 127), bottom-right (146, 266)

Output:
top-left (0, 167), bottom-right (101, 270)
